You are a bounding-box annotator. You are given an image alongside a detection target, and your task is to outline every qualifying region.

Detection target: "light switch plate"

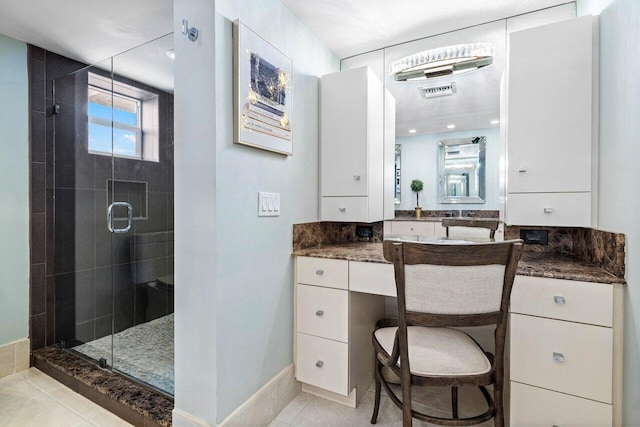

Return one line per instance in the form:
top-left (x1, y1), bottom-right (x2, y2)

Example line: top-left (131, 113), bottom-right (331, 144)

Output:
top-left (258, 192), bottom-right (280, 217)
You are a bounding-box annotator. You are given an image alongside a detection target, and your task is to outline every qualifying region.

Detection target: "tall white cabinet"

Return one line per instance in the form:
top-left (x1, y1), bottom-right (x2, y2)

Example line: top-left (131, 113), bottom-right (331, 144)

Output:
top-left (506, 15), bottom-right (598, 227)
top-left (320, 66), bottom-right (394, 222)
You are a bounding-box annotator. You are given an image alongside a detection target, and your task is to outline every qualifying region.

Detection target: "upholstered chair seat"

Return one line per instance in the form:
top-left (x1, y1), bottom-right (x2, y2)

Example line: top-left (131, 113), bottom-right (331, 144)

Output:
top-left (374, 326), bottom-right (491, 377)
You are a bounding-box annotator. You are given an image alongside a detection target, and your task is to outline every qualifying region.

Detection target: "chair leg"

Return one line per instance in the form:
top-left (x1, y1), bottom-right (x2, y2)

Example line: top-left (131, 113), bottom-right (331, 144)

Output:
top-left (401, 373), bottom-right (412, 426)
top-left (371, 362), bottom-right (382, 424)
top-left (494, 383), bottom-right (505, 427)
top-left (451, 386), bottom-right (459, 419)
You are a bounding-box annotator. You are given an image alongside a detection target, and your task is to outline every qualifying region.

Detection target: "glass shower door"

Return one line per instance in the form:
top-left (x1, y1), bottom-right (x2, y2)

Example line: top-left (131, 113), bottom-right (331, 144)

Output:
top-left (52, 57), bottom-right (117, 370)
top-left (110, 34), bottom-right (175, 395)
top-left (53, 34), bottom-right (174, 396)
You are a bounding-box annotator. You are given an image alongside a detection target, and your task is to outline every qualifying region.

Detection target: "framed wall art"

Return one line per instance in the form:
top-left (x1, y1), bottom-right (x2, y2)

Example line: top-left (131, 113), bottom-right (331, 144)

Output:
top-left (233, 20), bottom-right (293, 156)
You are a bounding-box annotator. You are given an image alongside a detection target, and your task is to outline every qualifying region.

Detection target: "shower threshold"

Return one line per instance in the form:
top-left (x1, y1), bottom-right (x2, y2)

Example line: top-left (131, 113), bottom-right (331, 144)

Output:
top-left (32, 346), bottom-right (173, 426)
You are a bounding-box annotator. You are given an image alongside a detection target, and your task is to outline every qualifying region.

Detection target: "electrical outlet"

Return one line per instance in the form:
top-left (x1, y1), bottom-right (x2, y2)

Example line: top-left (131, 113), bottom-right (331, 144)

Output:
top-left (520, 229), bottom-right (549, 245)
top-left (356, 225), bottom-right (374, 238)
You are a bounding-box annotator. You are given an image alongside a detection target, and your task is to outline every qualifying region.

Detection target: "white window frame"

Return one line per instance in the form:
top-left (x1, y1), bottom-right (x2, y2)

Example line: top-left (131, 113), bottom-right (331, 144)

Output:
top-left (87, 72), bottom-right (160, 162)
top-left (88, 85), bottom-right (144, 159)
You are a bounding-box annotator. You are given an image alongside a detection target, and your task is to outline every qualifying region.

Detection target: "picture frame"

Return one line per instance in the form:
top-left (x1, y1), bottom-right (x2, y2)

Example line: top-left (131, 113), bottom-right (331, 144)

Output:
top-left (233, 20), bottom-right (293, 156)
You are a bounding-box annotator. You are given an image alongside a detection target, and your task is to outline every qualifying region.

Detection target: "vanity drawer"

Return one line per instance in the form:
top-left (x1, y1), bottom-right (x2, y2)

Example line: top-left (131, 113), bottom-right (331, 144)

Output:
top-left (297, 257), bottom-right (348, 290)
top-left (349, 261), bottom-right (396, 297)
top-left (320, 197), bottom-right (369, 222)
top-left (510, 382), bottom-right (612, 426)
top-left (511, 276), bottom-right (613, 327)
top-left (510, 314), bottom-right (612, 403)
top-left (297, 284), bottom-right (348, 342)
top-left (296, 333), bottom-right (349, 396)
top-left (391, 221), bottom-right (434, 236)
top-left (433, 221), bottom-right (447, 237)
top-left (506, 192), bottom-right (591, 226)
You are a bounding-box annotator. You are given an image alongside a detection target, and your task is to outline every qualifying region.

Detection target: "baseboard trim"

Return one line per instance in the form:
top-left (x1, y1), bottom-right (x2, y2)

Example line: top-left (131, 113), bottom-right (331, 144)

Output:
top-left (0, 338), bottom-right (30, 378)
top-left (301, 383), bottom-right (357, 408)
top-left (218, 364), bottom-right (300, 427)
top-left (172, 408), bottom-right (213, 426)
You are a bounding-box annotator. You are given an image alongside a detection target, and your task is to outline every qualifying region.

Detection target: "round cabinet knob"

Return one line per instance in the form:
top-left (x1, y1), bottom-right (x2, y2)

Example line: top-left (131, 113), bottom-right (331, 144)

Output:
top-left (353, 175), bottom-right (361, 180)
top-left (339, 207), bottom-right (346, 212)
top-left (316, 310), bottom-right (324, 317)
top-left (554, 296), bottom-right (566, 304)
top-left (553, 352), bottom-right (565, 363)
top-left (543, 208), bottom-right (554, 213)
top-left (316, 360), bottom-right (324, 368)
top-left (315, 269), bottom-right (324, 275)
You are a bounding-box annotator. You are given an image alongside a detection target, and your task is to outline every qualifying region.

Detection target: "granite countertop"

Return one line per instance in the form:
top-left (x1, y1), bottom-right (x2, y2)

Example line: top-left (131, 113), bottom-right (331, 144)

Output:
top-left (390, 217), bottom-right (502, 223)
top-left (293, 242), bottom-right (626, 285)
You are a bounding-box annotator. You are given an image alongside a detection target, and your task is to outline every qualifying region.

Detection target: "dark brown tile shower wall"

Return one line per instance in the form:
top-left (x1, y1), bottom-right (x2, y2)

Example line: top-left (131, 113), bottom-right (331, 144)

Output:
top-left (28, 46), bottom-right (174, 352)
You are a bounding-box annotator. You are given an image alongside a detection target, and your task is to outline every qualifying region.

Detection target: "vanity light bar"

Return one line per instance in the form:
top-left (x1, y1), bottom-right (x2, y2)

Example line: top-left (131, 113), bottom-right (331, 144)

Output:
top-left (391, 43), bottom-right (494, 81)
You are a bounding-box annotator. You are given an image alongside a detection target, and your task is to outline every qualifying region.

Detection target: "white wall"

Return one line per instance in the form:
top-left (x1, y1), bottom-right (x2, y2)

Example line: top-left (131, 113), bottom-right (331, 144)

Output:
top-left (584, 0), bottom-right (640, 423)
top-left (0, 34), bottom-right (29, 347)
top-left (577, 0), bottom-right (614, 14)
top-left (214, 0), bottom-right (339, 422)
top-left (173, 0), bottom-right (218, 424)
top-left (396, 128), bottom-right (500, 211)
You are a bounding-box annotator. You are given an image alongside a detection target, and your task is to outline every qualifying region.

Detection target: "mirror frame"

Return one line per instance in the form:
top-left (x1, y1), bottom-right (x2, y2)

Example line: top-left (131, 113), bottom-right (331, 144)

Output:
top-left (438, 136), bottom-right (486, 204)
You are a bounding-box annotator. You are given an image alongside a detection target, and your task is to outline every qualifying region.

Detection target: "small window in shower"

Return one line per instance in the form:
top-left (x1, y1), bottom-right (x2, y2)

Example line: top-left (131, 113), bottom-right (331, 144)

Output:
top-left (88, 86), bottom-right (142, 158)
top-left (87, 72), bottom-right (160, 162)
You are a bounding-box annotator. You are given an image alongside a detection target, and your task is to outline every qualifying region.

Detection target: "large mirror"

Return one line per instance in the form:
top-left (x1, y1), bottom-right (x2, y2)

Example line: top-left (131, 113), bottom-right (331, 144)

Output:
top-left (340, 4), bottom-right (576, 213)
top-left (384, 20), bottom-right (504, 212)
top-left (438, 136), bottom-right (485, 203)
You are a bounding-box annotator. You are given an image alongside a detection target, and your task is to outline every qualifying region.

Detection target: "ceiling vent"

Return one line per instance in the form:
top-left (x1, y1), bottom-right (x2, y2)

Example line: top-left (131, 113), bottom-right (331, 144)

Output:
top-left (420, 82), bottom-right (456, 99)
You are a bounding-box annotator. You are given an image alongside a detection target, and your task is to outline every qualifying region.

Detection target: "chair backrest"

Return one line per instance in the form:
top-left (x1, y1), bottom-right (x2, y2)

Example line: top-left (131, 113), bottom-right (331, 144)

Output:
top-left (383, 239), bottom-right (523, 327)
top-left (442, 218), bottom-right (500, 239)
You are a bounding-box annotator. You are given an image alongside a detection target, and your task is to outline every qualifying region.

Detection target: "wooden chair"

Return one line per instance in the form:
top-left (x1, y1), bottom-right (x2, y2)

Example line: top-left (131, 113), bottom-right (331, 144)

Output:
top-left (442, 218), bottom-right (500, 240)
top-left (371, 239), bottom-right (523, 427)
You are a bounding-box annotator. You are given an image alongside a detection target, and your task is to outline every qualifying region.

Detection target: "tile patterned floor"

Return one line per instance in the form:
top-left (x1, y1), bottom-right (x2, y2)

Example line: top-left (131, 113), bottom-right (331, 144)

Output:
top-left (269, 384), bottom-right (495, 427)
top-left (74, 314), bottom-right (174, 395)
top-left (0, 368), bottom-right (132, 427)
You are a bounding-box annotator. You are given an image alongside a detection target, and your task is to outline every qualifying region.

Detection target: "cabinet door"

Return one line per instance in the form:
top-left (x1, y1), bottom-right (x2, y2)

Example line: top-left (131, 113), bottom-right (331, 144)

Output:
top-left (510, 382), bottom-right (611, 426)
top-left (506, 192), bottom-right (591, 226)
top-left (507, 16), bottom-right (595, 193)
top-left (510, 314), bottom-right (613, 403)
top-left (321, 67), bottom-right (371, 197)
top-left (390, 221), bottom-right (434, 236)
top-left (296, 333), bottom-right (349, 396)
top-left (297, 284), bottom-right (349, 342)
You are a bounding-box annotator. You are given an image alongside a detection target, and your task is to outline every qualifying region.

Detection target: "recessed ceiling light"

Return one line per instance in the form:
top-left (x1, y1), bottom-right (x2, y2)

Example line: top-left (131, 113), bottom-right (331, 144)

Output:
top-left (490, 120), bottom-right (500, 125)
top-left (408, 129), bottom-right (417, 133)
top-left (166, 49), bottom-right (175, 60)
top-left (447, 124), bottom-right (456, 129)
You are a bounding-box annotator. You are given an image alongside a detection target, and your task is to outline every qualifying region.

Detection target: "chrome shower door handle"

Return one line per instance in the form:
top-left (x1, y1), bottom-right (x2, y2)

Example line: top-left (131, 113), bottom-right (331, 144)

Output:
top-left (107, 202), bottom-right (133, 233)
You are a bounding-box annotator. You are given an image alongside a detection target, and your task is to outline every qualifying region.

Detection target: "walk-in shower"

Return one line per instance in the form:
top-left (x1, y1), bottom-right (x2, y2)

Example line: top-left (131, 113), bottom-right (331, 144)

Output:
top-left (48, 34), bottom-right (174, 395)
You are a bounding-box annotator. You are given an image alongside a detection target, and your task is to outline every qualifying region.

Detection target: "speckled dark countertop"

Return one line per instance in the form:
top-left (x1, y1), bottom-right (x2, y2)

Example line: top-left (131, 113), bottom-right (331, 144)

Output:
top-left (390, 217), bottom-right (502, 223)
top-left (293, 242), bottom-right (626, 285)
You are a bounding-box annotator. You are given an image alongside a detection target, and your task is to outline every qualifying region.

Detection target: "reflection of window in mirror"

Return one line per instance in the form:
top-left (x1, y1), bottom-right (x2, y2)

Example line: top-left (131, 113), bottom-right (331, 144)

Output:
top-left (438, 136), bottom-right (486, 204)
top-left (395, 144), bottom-right (401, 204)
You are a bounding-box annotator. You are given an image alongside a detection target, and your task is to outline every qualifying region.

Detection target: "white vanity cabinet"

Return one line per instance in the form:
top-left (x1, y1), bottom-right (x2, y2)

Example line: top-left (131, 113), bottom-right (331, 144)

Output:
top-left (506, 15), bottom-right (598, 227)
top-left (294, 256), bottom-right (384, 406)
top-left (384, 220), bottom-right (504, 240)
top-left (384, 220), bottom-right (446, 237)
top-left (320, 66), bottom-right (394, 222)
top-left (509, 276), bottom-right (624, 426)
